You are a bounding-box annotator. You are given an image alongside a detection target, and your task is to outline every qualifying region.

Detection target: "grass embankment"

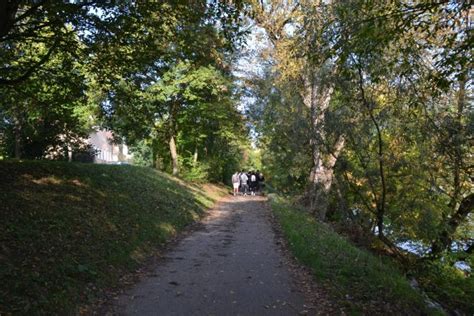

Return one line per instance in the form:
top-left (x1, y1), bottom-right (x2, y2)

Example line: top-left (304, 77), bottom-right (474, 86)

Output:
top-left (269, 195), bottom-right (439, 315)
top-left (0, 160), bottom-right (226, 314)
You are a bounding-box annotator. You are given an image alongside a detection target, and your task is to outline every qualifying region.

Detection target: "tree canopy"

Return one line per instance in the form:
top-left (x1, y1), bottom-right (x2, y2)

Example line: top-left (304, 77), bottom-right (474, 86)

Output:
top-left (245, 0), bottom-right (472, 264)
top-left (0, 0), bottom-right (249, 182)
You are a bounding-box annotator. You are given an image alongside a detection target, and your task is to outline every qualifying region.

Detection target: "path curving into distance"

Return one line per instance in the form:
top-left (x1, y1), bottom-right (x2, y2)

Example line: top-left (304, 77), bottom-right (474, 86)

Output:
top-left (111, 195), bottom-right (308, 315)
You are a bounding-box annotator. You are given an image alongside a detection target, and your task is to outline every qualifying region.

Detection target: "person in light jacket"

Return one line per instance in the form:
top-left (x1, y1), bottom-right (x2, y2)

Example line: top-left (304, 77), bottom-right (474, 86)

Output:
top-left (232, 171), bottom-right (240, 196)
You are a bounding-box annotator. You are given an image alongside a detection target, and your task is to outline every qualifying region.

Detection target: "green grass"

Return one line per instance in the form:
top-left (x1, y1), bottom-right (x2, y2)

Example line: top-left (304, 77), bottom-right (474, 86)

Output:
top-left (0, 160), bottom-right (226, 315)
top-left (269, 195), bottom-right (440, 315)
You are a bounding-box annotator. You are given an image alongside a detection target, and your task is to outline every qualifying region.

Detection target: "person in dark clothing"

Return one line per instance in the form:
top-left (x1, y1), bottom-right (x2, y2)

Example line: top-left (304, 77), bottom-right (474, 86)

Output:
top-left (249, 171), bottom-right (258, 196)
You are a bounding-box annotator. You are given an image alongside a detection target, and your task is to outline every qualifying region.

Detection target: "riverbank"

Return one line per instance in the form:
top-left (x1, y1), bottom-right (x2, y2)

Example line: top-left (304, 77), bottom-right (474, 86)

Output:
top-left (269, 195), bottom-right (439, 315)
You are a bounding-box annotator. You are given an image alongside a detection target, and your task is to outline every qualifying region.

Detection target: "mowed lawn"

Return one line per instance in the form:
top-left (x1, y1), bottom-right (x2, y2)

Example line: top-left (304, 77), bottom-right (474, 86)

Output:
top-left (0, 160), bottom-right (226, 314)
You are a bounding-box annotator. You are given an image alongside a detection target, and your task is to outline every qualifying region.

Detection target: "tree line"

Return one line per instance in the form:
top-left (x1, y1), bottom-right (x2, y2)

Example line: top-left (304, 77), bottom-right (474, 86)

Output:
top-left (245, 0), bottom-right (472, 263)
top-left (0, 1), bottom-right (249, 182)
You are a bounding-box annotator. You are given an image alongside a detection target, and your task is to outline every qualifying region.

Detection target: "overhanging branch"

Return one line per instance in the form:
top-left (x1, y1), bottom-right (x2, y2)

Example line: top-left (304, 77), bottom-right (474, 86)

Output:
top-left (0, 38), bottom-right (60, 86)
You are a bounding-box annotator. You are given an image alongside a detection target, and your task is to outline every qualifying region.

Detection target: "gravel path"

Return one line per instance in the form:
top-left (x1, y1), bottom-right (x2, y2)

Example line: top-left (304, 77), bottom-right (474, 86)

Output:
top-left (111, 195), bottom-right (308, 315)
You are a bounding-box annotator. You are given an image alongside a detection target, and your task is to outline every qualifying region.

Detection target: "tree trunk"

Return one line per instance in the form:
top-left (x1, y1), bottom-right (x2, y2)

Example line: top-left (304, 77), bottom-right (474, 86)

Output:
top-left (252, 1), bottom-right (344, 220)
top-left (0, 0), bottom-right (20, 39)
top-left (431, 193), bottom-right (474, 256)
top-left (67, 144), bottom-right (73, 162)
top-left (168, 102), bottom-right (179, 176)
top-left (169, 135), bottom-right (179, 176)
top-left (13, 114), bottom-right (22, 159)
top-left (193, 145), bottom-right (198, 163)
top-left (430, 74), bottom-right (469, 257)
top-left (450, 73), bottom-right (466, 209)
top-left (303, 69), bottom-right (343, 220)
top-left (14, 131), bottom-right (21, 159)
top-left (357, 67), bottom-right (387, 238)
top-left (309, 135), bottom-right (345, 220)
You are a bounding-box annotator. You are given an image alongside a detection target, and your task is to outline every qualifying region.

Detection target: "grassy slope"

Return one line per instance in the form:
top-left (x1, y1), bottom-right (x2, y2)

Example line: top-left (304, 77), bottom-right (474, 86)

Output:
top-left (269, 195), bottom-right (441, 315)
top-left (0, 160), bottom-right (226, 314)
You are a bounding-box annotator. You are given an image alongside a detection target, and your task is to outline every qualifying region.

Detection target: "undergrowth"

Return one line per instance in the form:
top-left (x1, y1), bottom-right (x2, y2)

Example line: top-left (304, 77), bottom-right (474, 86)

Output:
top-left (416, 260), bottom-right (474, 315)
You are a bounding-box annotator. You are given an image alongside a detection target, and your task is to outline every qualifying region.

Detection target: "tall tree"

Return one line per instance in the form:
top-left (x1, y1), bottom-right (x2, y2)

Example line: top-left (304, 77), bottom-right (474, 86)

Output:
top-left (314, 0), bottom-right (472, 254)
top-left (250, 0), bottom-right (345, 219)
top-left (102, 2), bottom-right (248, 180)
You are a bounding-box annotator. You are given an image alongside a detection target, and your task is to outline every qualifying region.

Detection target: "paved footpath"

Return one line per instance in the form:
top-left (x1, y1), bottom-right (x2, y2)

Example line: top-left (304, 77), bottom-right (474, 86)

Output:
top-left (110, 195), bottom-right (308, 315)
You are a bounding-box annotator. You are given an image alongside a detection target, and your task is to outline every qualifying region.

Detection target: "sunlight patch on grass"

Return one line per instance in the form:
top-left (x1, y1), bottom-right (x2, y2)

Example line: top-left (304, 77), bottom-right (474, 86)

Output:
top-left (19, 173), bottom-right (56, 184)
top-left (130, 246), bottom-right (149, 262)
top-left (158, 222), bottom-right (177, 237)
top-left (30, 176), bottom-right (64, 185)
top-left (190, 210), bottom-right (200, 221)
top-left (70, 179), bottom-right (87, 187)
top-left (64, 194), bottom-right (83, 202)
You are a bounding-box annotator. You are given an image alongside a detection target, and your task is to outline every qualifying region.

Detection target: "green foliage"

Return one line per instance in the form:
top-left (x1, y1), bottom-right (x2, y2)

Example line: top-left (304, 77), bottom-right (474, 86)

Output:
top-left (249, 0), bottom-right (472, 262)
top-left (0, 160), bottom-right (225, 314)
top-left (246, 65), bottom-right (311, 194)
top-left (417, 261), bottom-right (474, 314)
top-left (180, 158), bottom-right (210, 183)
top-left (109, 60), bottom-right (248, 182)
top-left (243, 148), bottom-right (262, 171)
top-left (0, 1), bottom-right (248, 175)
top-left (269, 195), bottom-right (433, 314)
top-left (324, 1), bottom-right (473, 250)
top-left (129, 139), bottom-right (154, 167)
top-left (0, 30), bottom-right (94, 159)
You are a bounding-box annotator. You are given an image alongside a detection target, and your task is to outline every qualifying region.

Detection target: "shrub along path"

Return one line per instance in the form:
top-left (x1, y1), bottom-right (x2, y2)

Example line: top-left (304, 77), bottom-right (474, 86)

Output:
top-left (108, 196), bottom-right (322, 315)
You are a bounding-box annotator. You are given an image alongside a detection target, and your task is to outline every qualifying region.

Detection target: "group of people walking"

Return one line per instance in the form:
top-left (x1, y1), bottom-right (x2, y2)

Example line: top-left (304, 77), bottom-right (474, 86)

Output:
top-left (231, 170), bottom-right (265, 196)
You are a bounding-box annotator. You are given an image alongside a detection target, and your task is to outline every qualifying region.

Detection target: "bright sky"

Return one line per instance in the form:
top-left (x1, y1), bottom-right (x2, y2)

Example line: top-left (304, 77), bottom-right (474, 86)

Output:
top-left (232, 25), bottom-right (271, 147)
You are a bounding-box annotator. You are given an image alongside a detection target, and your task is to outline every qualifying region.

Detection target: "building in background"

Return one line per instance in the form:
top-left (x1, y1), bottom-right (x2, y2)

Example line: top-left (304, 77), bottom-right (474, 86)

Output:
top-left (88, 130), bottom-right (132, 164)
